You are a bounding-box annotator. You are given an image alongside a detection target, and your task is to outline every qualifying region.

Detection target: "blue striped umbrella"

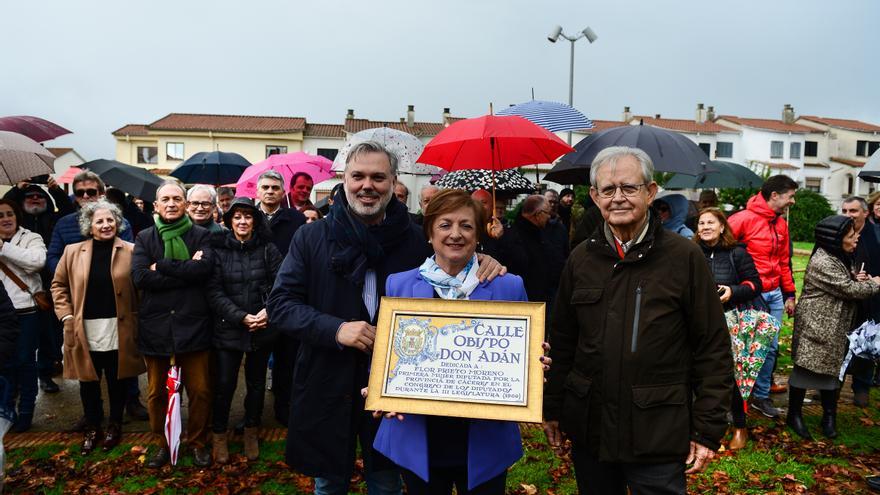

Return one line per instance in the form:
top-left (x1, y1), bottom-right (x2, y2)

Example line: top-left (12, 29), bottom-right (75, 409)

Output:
top-left (496, 100), bottom-right (594, 132)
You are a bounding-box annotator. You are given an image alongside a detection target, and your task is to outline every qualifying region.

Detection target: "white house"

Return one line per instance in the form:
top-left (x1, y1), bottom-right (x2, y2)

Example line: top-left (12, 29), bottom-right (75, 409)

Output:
top-left (46, 147), bottom-right (86, 178)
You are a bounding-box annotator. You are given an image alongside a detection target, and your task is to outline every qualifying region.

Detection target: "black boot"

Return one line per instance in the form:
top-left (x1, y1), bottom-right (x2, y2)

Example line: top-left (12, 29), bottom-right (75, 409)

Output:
top-left (786, 386), bottom-right (813, 440)
top-left (820, 389), bottom-right (838, 439)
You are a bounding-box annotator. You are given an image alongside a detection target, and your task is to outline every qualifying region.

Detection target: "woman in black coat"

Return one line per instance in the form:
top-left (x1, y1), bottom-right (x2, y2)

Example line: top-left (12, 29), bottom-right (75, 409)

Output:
top-left (206, 198), bottom-right (283, 464)
top-left (695, 207), bottom-right (763, 451)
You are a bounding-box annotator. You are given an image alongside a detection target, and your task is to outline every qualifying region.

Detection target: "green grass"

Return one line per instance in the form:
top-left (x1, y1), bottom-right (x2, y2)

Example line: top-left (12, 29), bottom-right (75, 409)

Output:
top-left (793, 241), bottom-right (814, 252)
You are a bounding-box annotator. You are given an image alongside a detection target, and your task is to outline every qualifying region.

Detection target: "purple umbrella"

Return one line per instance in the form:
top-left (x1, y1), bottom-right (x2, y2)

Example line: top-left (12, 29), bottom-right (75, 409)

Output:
top-left (0, 116), bottom-right (71, 143)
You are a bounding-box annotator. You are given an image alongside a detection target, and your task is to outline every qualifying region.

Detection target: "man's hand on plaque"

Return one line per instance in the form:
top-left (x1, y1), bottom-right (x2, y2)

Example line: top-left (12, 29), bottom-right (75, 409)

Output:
top-left (361, 388), bottom-right (406, 421)
top-left (336, 321), bottom-right (376, 352)
top-left (540, 342), bottom-right (552, 380)
top-left (474, 253), bottom-right (507, 283)
top-left (543, 420), bottom-right (565, 453)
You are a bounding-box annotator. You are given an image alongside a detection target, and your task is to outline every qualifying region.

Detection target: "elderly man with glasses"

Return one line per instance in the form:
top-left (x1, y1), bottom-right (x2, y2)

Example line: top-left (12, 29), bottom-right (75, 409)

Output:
top-left (186, 185), bottom-right (224, 234)
top-left (543, 146), bottom-right (733, 495)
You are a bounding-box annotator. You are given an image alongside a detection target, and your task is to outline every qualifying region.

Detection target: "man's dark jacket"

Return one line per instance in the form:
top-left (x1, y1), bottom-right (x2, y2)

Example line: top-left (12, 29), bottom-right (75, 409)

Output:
top-left (131, 224), bottom-right (213, 356)
top-left (0, 282), bottom-right (19, 365)
top-left (544, 214), bottom-right (733, 463)
top-left (854, 222), bottom-right (880, 321)
top-left (264, 206), bottom-right (306, 255)
top-left (509, 215), bottom-right (567, 306)
top-left (206, 228), bottom-right (283, 352)
top-left (267, 206), bottom-right (431, 479)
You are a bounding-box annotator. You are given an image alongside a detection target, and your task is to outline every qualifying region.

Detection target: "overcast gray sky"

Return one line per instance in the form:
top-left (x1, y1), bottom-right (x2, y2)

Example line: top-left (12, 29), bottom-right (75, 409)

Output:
top-left (2, 0), bottom-right (877, 159)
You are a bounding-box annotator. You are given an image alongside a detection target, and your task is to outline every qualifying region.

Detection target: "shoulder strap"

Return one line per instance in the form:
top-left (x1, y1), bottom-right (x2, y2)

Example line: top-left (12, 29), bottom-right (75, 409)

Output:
top-left (0, 259), bottom-right (30, 293)
top-left (728, 249), bottom-right (740, 285)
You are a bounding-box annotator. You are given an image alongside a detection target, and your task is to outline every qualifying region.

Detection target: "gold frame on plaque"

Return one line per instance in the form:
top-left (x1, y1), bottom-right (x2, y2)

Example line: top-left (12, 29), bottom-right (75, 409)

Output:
top-left (366, 297), bottom-right (545, 423)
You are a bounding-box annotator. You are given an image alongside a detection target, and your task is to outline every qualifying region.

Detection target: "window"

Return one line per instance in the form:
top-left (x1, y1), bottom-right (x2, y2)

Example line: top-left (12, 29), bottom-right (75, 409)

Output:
top-left (716, 142), bottom-right (733, 158)
top-left (770, 141), bottom-right (784, 159)
top-left (804, 141), bottom-right (818, 157)
top-left (137, 146), bottom-right (158, 164)
top-left (266, 145), bottom-right (287, 157)
top-left (166, 142), bottom-right (184, 161)
top-left (805, 177), bottom-right (822, 193)
top-left (698, 143), bottom-right (711, 157)
top-left (790, 142), bottom-right (801, 159)
top-left (317, 148), bottom-right (339, 161)
top-left (856, 141), bottom-right (880, 157)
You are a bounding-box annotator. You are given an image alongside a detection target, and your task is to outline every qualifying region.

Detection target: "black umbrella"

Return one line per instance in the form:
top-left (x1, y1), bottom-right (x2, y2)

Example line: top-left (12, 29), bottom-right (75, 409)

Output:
top-left (544, 123), bottom-right (710, 185)
top-left (664, 161), bottom-right (764, 189)
top-left (170, 151), bottom-right (251, 185)
top-left (81, 159), bottom-right (164, 202)
top-left (434, 169), bottom-right (536, 196)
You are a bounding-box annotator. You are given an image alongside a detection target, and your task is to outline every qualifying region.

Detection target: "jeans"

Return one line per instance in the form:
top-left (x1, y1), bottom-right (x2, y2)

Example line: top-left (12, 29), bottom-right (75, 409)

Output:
top-left (314, 469), bottom-right (402, 495)
top-left (211, 348), bottom-right (271, 433)
top-left (79, 351), bottom-right (125, 426)
top-left (37, 316), bottom-right (61, 379)
top-left (572, 443), bottom-right (686, 495)
top-left (0, 312), bottom-right (42, 417)
top-left (753, 288), bottom-right (784, 400)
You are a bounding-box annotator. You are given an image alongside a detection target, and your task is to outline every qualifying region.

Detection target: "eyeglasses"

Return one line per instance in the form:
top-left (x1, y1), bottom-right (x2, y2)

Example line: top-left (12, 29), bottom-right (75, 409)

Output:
top-left (188, 201), bottom-right (214, 209)
top-left (74, 188), bottom-right (99, 198)
top-left (595, 183), bottom-right (648, 198)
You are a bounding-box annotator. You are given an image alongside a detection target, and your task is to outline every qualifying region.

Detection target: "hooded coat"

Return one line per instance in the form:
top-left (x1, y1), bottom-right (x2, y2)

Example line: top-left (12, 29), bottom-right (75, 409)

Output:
top-left (727, 194), bottom-right (796, 298)
top-left (657, 194), bottom-right (694, 239)
top-left (545, 213), bottom-right (733, 462)
top-left (206, 199), bottom-right (284, 352)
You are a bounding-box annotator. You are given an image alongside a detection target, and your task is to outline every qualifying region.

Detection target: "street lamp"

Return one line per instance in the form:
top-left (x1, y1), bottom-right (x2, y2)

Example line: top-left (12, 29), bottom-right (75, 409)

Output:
top-left (548, 25), bottom-right (598, 144)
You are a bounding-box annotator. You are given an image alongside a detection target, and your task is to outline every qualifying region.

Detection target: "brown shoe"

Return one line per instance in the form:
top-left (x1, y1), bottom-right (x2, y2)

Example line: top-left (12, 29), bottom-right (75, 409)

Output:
top-left (770, 383), bottom-right (788, 394)
top-left (854, 391), bottom-right (870, 408)
top-left (212, 432), bottom-right (229, 464)
top-left (243, 426), bottom-right (259, 461)
top-left (729, 427), bottom-right (748, 450)
top-left (102, 422), bottom-right (122, 452)
top-left (81, 427), bottom-right (101, 455)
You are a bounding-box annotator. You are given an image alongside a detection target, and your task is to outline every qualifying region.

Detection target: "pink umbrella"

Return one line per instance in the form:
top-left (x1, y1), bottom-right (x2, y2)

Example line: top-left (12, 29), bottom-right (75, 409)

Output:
top-left (164, 363), bottom-right (182, 466)
top-left (0, 116), bottom-right (71, 143)
top-left (235, 152), bottom-right (335, 198)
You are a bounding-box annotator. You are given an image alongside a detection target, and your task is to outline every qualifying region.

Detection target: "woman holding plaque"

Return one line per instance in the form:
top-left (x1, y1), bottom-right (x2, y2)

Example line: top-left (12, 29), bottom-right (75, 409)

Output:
top-left (372, 189), bottom-right (545, 495)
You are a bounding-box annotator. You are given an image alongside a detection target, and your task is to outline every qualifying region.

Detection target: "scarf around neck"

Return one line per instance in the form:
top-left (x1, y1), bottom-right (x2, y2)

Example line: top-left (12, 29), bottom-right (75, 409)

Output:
top-left (154, 214), bottom-right (193, 260)
top-left (326, 189), bottom-right (411, 287)
top-left (418, 254), bottom-right (480, 300)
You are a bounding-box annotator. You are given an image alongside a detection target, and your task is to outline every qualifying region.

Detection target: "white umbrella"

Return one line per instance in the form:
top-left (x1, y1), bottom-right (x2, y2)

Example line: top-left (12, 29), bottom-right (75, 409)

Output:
top-left (0, 131), bottom-right (55, 185)
top-left (858, 148), bottom-right (880, 182)
top-left (332, 127), bottom-right (441, 175)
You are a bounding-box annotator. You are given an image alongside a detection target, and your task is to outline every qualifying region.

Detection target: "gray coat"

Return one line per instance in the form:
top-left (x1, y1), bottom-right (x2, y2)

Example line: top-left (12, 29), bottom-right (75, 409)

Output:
top-left (792, 248), bottom-right (879, 376)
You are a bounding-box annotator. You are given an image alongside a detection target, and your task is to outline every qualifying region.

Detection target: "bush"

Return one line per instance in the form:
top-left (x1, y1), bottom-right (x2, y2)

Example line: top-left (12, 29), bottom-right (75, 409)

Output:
top-left (789, 189), bottom-right (835, 242)
top-left (718, 187), bottom-right (758, 211)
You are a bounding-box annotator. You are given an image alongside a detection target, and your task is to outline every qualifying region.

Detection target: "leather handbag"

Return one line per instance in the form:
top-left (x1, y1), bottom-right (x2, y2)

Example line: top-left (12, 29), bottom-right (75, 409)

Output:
top-left (0, 259), bottom-right (53, 312)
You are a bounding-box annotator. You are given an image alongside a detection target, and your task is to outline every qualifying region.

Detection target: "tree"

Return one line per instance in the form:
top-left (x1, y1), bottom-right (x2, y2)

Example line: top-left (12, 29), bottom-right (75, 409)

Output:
top-left (788, 189), bottom-right (835, 242)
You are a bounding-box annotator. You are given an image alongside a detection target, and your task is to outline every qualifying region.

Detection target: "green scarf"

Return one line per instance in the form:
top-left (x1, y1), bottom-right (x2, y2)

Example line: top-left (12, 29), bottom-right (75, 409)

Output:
top-left (154, 214), bottom-right (193, 260)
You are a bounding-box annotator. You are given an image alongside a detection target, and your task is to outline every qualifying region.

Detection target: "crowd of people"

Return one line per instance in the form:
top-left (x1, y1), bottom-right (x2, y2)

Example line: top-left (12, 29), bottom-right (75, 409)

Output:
top-left (0, 140), bottom-right (879, 494)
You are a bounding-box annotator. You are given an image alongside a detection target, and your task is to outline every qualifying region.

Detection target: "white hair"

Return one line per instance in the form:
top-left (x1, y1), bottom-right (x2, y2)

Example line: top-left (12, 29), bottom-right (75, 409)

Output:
top-left (589, 146), bottom-right (654, 187)
top-left (78, 199), bottom-right (126, 237)
top-left (187, 184), bottom-right (217, 202)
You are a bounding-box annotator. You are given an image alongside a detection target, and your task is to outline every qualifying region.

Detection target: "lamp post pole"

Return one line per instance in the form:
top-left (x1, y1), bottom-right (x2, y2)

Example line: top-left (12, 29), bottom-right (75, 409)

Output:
top-left (548, 26), bottom-right (597, 145)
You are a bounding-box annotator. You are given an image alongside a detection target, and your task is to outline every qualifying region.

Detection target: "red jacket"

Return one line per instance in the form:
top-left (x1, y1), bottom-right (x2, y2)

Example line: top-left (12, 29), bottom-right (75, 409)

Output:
top-left (728, 194), bottom-right (796, 298)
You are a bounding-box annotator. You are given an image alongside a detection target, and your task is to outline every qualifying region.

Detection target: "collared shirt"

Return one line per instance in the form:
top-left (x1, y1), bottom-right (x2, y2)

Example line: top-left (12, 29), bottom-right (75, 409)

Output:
top-left (604, 217), bottom-right (651, 255)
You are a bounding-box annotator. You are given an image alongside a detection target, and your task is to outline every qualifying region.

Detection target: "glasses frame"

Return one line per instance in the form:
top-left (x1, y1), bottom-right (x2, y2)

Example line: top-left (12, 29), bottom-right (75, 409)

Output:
top-left (593, 183), bottom-right (649, 199)
top-left (73, 188), bottom-right (100, 198)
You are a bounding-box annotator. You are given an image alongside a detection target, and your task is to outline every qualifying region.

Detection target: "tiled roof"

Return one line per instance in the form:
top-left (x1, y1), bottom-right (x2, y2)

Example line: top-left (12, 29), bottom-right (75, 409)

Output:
top-left (717, 116), bottom-right (816, 133)
top-left (148, 113), bottom-right (306, 133)
top-left (304, 123), bottom-right (345, 138)
top-left (112, 124), bottom-right (149, 136)
top-left (46, 147), bottom-right (73, 157)
top-left (343, 118), bottom-right (448, 137)
top-left (576, 120), bottom-right (627, 133)
top-left (799, 116), bottom-right (880, 133)
top-left (830, 157), bottom-right (867, 167)
top-left (635, 116), bottom-right (737, 134)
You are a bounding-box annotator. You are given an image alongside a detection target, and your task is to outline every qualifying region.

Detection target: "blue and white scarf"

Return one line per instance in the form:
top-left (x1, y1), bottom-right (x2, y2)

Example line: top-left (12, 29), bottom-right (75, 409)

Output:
top-left (418, 254), bottom-right (480, 300)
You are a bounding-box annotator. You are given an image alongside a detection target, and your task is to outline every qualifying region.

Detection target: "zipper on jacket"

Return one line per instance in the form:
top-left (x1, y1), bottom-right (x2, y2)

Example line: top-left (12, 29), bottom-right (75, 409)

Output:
top-left (631, 284), bottom-right (642, 353)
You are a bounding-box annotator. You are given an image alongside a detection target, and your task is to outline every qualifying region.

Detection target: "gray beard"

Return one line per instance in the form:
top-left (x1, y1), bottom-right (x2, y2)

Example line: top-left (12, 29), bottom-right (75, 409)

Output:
top-left (345, 188), bottom-right (392, 220)
top-left (23, 204), bottom-right (48, 215)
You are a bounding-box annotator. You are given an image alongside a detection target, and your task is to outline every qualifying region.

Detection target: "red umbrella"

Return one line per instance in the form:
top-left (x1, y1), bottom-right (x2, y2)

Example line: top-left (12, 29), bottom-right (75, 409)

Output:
top-left (416, 115), bottom-right (572, 172)
top-left (417, 114), bottom-right (572, 237)
top-left (0, 116), bottom-right (71, 143)
top-left (165, 361), bottom-right (182, 465)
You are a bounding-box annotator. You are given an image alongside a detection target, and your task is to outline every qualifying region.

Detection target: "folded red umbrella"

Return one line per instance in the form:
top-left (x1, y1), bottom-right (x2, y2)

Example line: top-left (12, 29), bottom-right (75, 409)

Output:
top-left (0, 116), bottom-right (71, 143)
top-left (416, 115), bottom-right (573, 172)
